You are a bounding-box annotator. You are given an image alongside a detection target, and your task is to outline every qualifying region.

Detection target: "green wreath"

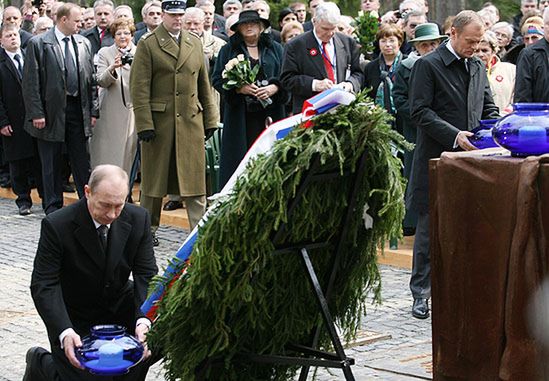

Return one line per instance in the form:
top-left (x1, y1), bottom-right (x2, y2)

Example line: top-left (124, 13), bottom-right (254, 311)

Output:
top-left (147, 92), bottom-right (412, 380)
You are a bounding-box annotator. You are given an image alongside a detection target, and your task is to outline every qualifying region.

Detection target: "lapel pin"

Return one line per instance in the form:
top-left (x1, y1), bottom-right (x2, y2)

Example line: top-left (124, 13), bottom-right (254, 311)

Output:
top-left (309, 48), bottom-right (318, 57)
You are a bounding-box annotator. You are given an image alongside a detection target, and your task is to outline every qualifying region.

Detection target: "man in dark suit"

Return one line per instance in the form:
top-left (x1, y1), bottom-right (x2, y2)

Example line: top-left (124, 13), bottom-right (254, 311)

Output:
top-left (280, 1), bottom-right (362, 114)
top-left (23, 3), bottom-right (99, 215)
top-left (80, 0), bottom-right (115, 56)
top-left (407, 10), bottom-right (499, 319)
top-left (2, 6), bottom-right (33, 48)
top-left (514, 7), bottom-right (549, 103)
top-left (24, 165), bottom-right (158, 381)
top-left (0, 24), bottom-right (42, 216)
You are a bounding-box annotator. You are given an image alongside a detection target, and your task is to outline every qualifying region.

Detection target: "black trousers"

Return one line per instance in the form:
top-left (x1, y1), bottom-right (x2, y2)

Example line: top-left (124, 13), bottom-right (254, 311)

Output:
top-left (36, 96), bottom-right (90, 215)
top-left (409, 211), bottom-right (430, 299)
top-left (9, 154), bottom-right (43, 209)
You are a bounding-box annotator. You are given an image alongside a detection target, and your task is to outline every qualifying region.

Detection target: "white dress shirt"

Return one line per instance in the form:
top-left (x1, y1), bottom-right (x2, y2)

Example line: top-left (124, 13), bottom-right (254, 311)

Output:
top-left (54, 26), bottom-right (77, 67)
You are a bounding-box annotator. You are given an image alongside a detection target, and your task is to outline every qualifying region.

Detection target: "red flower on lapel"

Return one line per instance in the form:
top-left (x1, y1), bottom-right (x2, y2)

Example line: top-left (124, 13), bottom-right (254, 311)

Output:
top-left (309, 48), bottom-right (318, 57)
top-left (495, 75), bottom-right (503, 82)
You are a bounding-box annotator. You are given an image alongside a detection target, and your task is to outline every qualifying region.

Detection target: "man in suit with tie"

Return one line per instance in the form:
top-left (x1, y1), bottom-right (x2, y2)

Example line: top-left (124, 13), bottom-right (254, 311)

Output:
top-left (0, 24), bottom-right (43, 216)
top-left (280, 1), bottom-right (362, 114)
top-left (81, 0), bottom-right (115, 56)
top-left (22, 2), bottom-right (99, 215)
top-left (24, 164), bottom-right (158, 381)
top-left (407, 10), bottom-right (499, 319)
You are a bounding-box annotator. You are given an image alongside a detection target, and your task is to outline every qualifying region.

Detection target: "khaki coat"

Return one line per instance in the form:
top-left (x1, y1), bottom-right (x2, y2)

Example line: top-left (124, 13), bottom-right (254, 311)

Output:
top-left (130, 25), bottom-right (218, 198)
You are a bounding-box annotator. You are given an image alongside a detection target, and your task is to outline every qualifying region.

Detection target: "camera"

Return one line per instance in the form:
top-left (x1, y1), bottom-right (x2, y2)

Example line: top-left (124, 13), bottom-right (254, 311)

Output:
top-left (32, 0), bottom-right (43, 8)
top-left (121, 52), bottom-right (133, 66)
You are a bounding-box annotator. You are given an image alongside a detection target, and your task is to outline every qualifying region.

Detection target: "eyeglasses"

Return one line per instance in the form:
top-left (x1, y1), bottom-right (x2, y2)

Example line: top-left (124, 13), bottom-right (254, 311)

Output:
top-left (408, 23), bottom-right (418, 29)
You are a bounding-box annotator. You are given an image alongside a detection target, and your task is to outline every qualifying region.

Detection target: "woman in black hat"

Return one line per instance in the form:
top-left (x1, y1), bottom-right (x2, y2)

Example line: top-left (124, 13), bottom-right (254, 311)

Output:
top-left (212, 10), bottom-right (288, 187)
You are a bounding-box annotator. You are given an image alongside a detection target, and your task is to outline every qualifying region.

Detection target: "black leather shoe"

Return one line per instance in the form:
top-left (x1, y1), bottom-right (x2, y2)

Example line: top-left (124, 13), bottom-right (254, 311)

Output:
top-left (412, 298), bottom-right (430, 319)
top-left (163, 200), bottom-right (183, 211)
top-left (23, 346), bottom-right (48, 381)
top-left (19, 205), bottom-right (32, 216)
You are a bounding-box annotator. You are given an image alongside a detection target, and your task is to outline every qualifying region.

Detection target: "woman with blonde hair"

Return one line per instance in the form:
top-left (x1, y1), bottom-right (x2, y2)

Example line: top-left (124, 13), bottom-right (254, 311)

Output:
top-left (475, 30), bottom-right (515, 114)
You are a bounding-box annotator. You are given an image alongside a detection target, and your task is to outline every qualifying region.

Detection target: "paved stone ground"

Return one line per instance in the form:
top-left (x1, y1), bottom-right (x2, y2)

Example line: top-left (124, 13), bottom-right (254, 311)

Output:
top-left (0, 197), bottom-right (431, 380)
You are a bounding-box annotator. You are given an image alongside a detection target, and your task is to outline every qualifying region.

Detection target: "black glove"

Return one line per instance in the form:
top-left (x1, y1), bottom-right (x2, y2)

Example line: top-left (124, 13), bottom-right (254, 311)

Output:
top-left (205, 128), bottom-right (216, 140)
top-left (138, 130), bottom-right (156, 142)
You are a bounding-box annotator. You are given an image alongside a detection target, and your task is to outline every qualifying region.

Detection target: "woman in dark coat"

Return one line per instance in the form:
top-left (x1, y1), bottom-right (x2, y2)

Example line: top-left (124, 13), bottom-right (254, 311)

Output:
top-left (363, 22), bottom-right (406, 134)
top-left (212, 10), bottom-right (287, 187)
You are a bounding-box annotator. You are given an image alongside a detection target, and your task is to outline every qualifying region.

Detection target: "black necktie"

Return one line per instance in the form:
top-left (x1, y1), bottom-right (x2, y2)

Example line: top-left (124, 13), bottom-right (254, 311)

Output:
top-left (63, 36), bottom-right (78, 96)
top-left (460, 58), bottom-right (469, 73)
top-left (14, 54), bottom-right (23, 79)
top-left (97, 225), bottom-right (109, 252)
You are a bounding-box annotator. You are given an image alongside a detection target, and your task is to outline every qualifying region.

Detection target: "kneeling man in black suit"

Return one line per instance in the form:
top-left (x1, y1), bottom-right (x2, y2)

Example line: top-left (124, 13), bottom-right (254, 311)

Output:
top-left (24, 164), bottom-right (158, 381)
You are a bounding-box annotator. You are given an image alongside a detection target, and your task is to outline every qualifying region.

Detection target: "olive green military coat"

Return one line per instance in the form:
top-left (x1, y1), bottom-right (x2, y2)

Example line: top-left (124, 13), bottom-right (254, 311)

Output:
top-left (130, 24), bottom-right (218, 198)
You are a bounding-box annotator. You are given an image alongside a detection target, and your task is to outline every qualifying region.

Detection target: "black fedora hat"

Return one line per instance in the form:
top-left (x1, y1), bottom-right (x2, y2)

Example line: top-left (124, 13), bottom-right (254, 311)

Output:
top-left (230, 10), bottom-right (270, 32)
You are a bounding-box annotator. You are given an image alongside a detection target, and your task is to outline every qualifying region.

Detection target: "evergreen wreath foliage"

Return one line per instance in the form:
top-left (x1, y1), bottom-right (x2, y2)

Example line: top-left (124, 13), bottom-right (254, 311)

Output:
top-left (147, 91), bottom-right (413, 380)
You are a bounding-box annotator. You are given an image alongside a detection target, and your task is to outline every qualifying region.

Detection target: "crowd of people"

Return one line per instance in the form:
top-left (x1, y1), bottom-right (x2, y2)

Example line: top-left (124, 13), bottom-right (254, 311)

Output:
top-left (0, 0), bottom-right (548, 378)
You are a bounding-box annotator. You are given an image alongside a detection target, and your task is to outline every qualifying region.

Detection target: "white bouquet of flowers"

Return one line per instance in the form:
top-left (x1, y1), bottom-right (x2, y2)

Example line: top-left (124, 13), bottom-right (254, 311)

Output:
top-left (222, 54), bottom-right (272, 108)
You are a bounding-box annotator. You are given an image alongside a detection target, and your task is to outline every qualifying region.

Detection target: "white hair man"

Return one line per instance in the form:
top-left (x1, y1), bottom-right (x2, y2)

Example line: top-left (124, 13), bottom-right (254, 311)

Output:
top-left (281, 2), bottom-right (363, 114)
top-left (3, 6), bottom-right (33, 48)
top-left (197, 0), bottom-right (228, 40)
top-left (81, 0), bottom-right (115, 55)
top-left (134, 0), bottom-right (162, 43)
top-left (514, 7), bottom-right (549, 102)
top-left (183, 7), bottom-right (226, 61)
top-left (223, 0), bottom-right (242, 18)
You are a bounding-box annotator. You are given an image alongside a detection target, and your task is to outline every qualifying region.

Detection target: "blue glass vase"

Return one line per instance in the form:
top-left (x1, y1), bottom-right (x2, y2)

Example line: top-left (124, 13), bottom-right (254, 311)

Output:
top-left (493, 103), bottom-right (549, 157)
top-left (76, 325), bottom-right (144, 376)
top-left (469, 119), bottom-right (499, 149)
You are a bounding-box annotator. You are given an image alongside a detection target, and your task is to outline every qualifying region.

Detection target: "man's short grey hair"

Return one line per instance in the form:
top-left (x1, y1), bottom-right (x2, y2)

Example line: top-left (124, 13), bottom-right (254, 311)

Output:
top-left (313, 2), bottom-right (340, 25)
top-left (223, 0), bottom-right (242, 11)
top-left (452, 10), bottom-right (484, 32)
top-left (184, 7), bottom-right (205, 21)
top-left (141, 0), bottom-right (162, 18)
top-left (254, 0), bottom-right (270, 13)
top-left (491, 21), bottom-right (513, 37)
top-left (115, 5), bottom-right (133, 17)
top-left (33, 16), bottom-right (53, 33)
top-left (399, 0), bottom-right (423, 13)
top-left (403, 9), bottom-right (426, 25)
top-left (88, 165), bottom-right (129, 193)
top-left (521, 0), bottom-right (536, 4)
top-left (94, 0), bottom-right (114, 11)
top-left (196, 0), bottom-right (215, 8)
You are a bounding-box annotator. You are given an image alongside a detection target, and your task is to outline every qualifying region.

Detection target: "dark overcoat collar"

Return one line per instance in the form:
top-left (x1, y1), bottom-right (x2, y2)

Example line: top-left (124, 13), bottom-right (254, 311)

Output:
top-left (72, 198), bottom-right (132, 274)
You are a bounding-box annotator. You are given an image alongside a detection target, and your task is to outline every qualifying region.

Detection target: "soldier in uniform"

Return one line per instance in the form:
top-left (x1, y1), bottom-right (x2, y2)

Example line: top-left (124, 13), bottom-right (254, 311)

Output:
top-left (130, 0), bottom-right (218, 244)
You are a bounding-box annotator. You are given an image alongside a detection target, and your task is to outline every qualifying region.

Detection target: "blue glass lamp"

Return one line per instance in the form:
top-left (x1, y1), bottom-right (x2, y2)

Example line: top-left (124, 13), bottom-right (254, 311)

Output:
top-left (469, 119), bottom-right (499, 149)
top-left (76, 325), bottom-right (144, 376)
top-left (493, 103), bottom-right (549, 157)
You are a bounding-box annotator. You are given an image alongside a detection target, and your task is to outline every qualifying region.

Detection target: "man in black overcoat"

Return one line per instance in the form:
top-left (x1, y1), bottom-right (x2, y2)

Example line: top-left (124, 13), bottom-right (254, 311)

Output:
top-left (23, 3), bottom-right (99, 215)
top-left (280, 2), bottom-right (362, 114)
top-left (0, 24), bottom-right (42, 215)
top-left (514, 8), bottom-right (549, 103)
top-left (407, 10), bottom-right (499, 319)
top-left (24, 165), bottom-right (158, 381)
